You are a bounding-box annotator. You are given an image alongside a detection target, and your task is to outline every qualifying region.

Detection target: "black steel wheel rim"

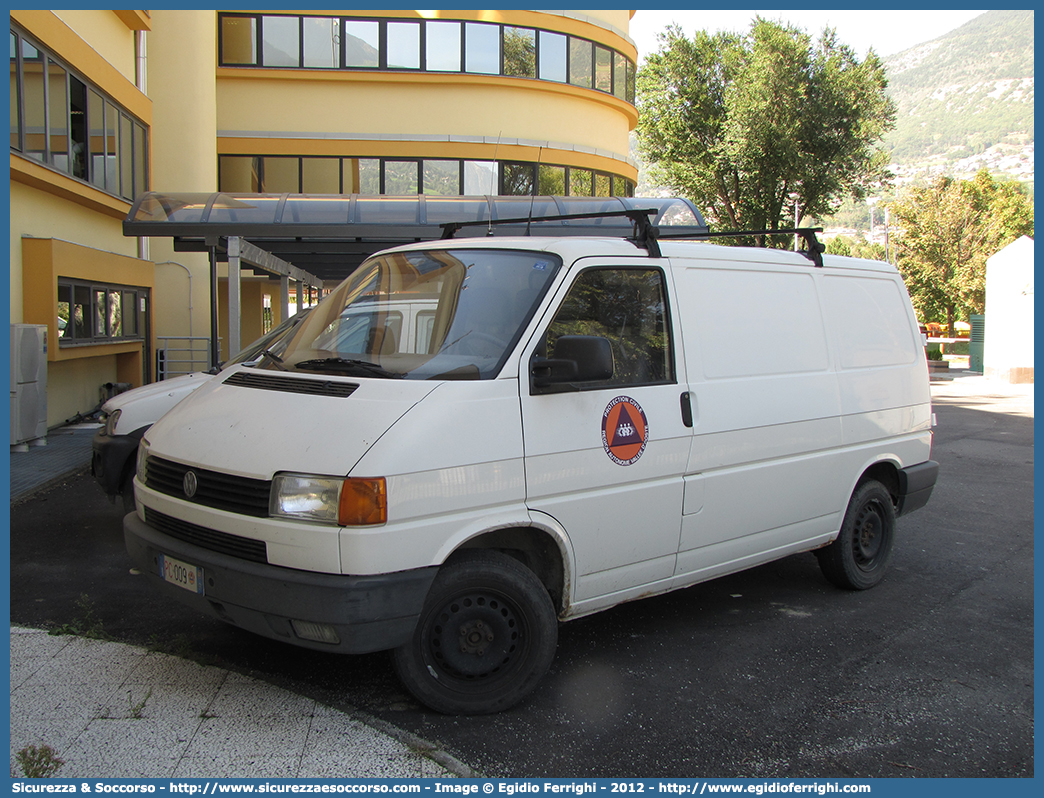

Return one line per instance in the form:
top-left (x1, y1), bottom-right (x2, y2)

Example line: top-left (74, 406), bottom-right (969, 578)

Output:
top-left (425, 589), bottom-right (527, 682)
top-left (852, 501), bottom-right (885, 568)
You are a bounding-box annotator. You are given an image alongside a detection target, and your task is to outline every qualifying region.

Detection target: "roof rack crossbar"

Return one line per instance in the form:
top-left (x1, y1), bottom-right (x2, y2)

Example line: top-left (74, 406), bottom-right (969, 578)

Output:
top-left (439, 208), bottom-right (664, 257)
top-left (658, 226), bottom-right (827, 267)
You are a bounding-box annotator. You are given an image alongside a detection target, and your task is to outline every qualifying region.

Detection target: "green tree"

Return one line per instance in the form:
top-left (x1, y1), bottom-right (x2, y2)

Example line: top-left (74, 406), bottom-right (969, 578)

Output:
top-left (825, 235), bottom-right (886, 261)
top-left (891, 169), bottom-right (1034, 335)
top-left (636, 19), bottom-right (895, 246)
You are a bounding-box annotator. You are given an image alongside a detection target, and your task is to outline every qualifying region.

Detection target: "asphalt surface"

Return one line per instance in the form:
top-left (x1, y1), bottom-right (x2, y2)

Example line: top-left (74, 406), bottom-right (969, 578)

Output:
top-left (9, 375), bottom-right (1034, 778)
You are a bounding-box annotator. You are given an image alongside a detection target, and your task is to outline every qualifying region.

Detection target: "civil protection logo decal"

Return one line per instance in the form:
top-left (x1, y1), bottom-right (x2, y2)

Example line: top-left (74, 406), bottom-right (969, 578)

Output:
top-left (602, 396), bottom-right (649, 466)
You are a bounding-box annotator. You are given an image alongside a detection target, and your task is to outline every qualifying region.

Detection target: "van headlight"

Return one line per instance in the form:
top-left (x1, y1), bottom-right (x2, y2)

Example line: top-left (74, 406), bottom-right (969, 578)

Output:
top-left (136, 439), bottom-right (150, 484)
top-left (270, 474), bottom-right (387, 526)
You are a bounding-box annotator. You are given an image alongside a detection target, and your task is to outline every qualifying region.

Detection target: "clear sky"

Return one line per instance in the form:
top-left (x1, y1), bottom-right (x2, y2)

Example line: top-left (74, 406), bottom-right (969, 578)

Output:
top-left (629, 9), bottom-right (988, 61)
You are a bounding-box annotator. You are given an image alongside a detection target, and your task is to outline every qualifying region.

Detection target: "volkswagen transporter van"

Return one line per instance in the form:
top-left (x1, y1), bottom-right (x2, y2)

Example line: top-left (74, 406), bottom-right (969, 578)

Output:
top-left (125, 219), bottom-right (938, 714)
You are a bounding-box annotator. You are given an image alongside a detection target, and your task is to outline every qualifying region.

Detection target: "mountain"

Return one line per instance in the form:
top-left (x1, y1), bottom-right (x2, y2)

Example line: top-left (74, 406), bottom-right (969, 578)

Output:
top-left (632, 10), bottom-right (1035, 200)
top-left (882, 10), bottom-right (1034, 187)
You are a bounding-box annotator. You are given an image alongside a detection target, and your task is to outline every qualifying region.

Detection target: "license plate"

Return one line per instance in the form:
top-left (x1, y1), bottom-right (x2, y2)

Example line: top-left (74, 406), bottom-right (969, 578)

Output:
top-left (159, 554), bottom-right (204, 595)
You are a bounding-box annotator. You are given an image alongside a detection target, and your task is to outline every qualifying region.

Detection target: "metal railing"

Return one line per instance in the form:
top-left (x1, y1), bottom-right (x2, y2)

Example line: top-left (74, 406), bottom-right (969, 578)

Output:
top-left (156, 337), bottom-right (211, 379)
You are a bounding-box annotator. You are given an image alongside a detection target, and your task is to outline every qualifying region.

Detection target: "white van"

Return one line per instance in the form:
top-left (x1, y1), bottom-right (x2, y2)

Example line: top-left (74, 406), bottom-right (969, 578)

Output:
top-left (125, 230), bottom-right (938, 714)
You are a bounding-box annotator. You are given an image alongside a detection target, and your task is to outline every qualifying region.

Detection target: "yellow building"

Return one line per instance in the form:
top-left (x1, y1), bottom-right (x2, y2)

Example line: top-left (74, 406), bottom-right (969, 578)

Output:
top-left (10, 9), bottom-right (639, 429)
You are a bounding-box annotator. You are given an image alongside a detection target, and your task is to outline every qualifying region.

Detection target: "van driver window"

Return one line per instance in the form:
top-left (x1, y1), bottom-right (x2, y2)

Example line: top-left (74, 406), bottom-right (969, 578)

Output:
top-left (544, 267), bottom-right (673, 386)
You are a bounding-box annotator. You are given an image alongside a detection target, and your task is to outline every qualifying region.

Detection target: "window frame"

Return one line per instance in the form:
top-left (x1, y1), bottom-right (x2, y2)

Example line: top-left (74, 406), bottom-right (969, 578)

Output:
top-left (215, 13), bottom-right (636, 103)
top-left (533, 264), bottom-right (676, 394)
top-left (10, 26), bottom-right (149, 202)
top-left (57, 278), bottom-right (149, 348)
top-left (217, 153), bottom-right (636, 198)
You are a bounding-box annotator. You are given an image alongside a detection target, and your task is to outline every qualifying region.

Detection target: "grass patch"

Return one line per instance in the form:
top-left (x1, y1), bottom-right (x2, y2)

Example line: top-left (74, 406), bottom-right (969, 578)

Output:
top-left (13, 744), bottom-right (64, 778)
top-left (49, 594), bottom-right (109, 640)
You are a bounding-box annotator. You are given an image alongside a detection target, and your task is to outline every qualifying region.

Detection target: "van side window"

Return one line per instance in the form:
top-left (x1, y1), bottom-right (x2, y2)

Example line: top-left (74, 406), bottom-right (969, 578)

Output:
top-left (544, 267), bottom-right (673, 386)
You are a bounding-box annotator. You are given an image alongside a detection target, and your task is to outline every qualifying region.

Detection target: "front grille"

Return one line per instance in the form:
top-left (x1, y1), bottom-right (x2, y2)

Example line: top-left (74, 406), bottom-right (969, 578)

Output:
top-left (146, 455), bottom-right (271, 517)
top-left (223, 371), bottom-right (359, 398)
top-left (145, 508), bottom-right (268, 564)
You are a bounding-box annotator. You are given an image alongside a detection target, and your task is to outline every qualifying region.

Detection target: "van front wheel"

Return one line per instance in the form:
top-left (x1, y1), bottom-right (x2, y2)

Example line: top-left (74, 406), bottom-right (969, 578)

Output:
top-left (817, 481), bottom-right (896, 590)
top-left (392, 550), bottom-right (558, 715)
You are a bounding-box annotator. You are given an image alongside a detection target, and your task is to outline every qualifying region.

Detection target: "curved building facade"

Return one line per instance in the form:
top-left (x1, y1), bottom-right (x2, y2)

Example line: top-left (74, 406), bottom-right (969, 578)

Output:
top-left (9, 9), bottom-right (639, 427)
top-left (212, 10), bottom-right (638, 197)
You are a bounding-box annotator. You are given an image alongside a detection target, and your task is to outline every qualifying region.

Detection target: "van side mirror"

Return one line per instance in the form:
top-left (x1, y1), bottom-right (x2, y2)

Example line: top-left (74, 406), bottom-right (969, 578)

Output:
top-left (531, 335), bottom-right (614, 387)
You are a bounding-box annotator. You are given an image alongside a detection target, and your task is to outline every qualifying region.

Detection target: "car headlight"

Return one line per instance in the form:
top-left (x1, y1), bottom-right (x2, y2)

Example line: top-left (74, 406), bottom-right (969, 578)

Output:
top-left (270, 474), bottom-right (386, 526)
top-left (136, 439), bottom-right (150, 484)
top-left (102, 408), bottom-right (122, 436)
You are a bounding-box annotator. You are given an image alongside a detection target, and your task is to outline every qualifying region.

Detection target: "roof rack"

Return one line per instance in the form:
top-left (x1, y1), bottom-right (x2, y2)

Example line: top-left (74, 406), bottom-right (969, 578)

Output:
top-left (441, 210), bottom-right (827, 267)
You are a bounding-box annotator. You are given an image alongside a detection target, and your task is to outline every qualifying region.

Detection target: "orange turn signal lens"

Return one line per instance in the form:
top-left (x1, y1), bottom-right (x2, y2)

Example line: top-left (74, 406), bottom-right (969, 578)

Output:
top-left (338, 477), bottom-right (387, 526)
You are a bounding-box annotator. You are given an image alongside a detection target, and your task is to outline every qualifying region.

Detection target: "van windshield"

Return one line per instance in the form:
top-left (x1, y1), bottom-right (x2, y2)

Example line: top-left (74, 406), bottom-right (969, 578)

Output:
top-left (260, 249), bottom-right (560, 380)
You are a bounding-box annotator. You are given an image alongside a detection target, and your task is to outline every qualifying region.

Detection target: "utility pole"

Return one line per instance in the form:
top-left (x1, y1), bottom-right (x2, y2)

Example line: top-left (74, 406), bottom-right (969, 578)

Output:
top-left (789, 192), bottom-right (801, 251)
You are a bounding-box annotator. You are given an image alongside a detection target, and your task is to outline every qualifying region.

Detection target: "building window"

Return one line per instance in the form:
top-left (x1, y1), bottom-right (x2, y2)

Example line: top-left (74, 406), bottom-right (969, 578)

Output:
top-left (218, 154), bottom-right (635, 198)
top-left (464, 160), bottom-right (497, 195)
top-left (221, 15), bottom-right (257, 65)
top-left (501, 162), bottom-right (535, 195)
top-left (262, 15), bottom-right (299, 67)
top-left (425, 21), bottom-right (461, 72)
top-left (613, 52), bottom-right (629, 101)
top-left (383, 160), bottom-right (419, 194)
top-left (423, 160), bottom-right (461, 195)
top-left (538, 164), bottom-right (566, 195)
top-left (503, 27), bottom-right (536, 78)
top-left (387, 21), bottom-right (421, 70)
top-left (87, 89), bottom-right (104, 190)
top-left (569, 168), bottom-right (592, 196)
top-left (538, 31), bottom-right (567, 83)
top-left (216, 13), bottom-right (635, 104)
top-left (344, 20), bottom-right (380, 68)
top-left (10, 26), bottom-right (148, 201)
top-left (464, 22), bottom-right (500, 74)
top-left (302, 157), bottom-right (339, 193)
top-left (57, 279), bottom-right (147, 347)
top-left (568, 38), bottom-right (592, 89)
top-left (303, 17), bottom-right (339, 69)
top-left (594, 46), bottom-right (612, 93)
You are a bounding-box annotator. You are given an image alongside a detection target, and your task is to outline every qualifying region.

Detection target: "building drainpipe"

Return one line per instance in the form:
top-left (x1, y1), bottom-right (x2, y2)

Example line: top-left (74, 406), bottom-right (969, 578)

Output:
top-left (155, 261), bottom-right (193, 339)
top-left (136, 30), bottom-right (147, 93)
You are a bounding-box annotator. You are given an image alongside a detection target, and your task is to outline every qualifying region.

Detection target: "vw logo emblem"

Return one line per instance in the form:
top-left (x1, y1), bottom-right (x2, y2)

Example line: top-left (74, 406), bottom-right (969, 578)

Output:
top-left (183, 470), bottom-right (199, 499)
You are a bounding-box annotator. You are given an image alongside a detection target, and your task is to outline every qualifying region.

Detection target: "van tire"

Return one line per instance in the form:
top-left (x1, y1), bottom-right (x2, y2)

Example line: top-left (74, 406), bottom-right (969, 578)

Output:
top-left (817, 481), bottom-right (896, 590)
top-left (392, 550), bottom-right (558, 715)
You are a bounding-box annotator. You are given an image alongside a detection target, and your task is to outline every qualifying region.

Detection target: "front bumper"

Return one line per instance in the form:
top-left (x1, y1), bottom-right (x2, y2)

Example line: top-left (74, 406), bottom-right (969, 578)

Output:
top-left (91, 428), bottom-right (145, 497)
top-left (124, 511), bottom-right (437, 654)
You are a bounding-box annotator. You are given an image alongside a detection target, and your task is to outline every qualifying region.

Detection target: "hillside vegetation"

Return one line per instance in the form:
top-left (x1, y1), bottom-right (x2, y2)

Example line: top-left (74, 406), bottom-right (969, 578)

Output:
top-left (883, 10), bottom-right (1034, 179)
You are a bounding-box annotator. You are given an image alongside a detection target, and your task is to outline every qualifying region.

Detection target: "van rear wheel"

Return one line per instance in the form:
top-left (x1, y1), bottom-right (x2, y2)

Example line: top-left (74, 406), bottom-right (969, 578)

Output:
top-left (392, 550), bottom-right (558, 715)
top-left (817, 480), bottom-right (896, 590)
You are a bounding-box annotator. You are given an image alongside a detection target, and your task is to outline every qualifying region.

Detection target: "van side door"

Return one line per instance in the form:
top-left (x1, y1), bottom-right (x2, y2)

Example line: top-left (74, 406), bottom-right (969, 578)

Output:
top-left (519, 260), bottom-right (692, 612)
top-left (671, 261), bottom-right (845, 584)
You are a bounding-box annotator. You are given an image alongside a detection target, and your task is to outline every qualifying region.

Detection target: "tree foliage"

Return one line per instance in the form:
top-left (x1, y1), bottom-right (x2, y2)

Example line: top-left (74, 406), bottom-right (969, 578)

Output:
top-left (636, 19), bottom-right (896, 246)
top-left (825, 235), bottom-right (886, 261)
top-left (891, 169), bottom-right (1034, 334)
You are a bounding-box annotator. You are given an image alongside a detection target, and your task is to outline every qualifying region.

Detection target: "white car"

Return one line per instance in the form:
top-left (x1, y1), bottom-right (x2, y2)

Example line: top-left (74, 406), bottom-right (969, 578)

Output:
top-left (91, 310), bottom-right (309, 510)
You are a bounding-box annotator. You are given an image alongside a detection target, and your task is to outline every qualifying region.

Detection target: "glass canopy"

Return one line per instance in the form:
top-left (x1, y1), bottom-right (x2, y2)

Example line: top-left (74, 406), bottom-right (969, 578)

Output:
top-left (124, 193), bottom-right (709, 282)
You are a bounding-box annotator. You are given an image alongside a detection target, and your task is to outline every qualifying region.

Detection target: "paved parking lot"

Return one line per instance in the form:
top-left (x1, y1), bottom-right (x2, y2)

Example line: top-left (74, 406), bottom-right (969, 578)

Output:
top-left (9, 374), bottom-right (1033, 777)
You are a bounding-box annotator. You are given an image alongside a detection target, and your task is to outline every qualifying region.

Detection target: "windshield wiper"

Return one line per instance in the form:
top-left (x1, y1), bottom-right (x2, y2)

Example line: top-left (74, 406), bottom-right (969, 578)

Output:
top-left (259, 347), bottom-right (289, 371)
top-left (294, 357), bottom-right (404, 379)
